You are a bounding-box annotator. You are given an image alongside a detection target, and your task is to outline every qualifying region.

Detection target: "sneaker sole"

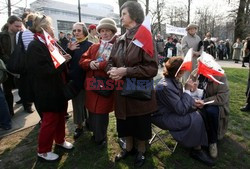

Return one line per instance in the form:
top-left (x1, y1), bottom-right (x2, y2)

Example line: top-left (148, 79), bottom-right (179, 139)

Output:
top-left (37, 156), bottom-right (59, 162)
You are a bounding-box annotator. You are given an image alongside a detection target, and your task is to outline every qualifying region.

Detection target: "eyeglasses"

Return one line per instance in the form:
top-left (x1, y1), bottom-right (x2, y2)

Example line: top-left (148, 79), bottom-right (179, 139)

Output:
top-left (73, 29), bottom-right (82, 33)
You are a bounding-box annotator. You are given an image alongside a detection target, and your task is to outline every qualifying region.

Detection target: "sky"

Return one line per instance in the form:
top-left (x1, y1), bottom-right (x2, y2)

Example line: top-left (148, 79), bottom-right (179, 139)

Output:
top-left (0, 0), bottom-right (235, 29)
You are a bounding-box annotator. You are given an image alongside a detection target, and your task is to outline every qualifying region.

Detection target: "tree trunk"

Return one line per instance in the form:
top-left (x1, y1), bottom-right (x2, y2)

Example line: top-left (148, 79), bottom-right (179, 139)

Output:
top-left (187, 0), bottom-right (191, 25)
top-left (118, 0), bottom-right (137, 34)
top-left (234, 0), bottom-right (246, 41)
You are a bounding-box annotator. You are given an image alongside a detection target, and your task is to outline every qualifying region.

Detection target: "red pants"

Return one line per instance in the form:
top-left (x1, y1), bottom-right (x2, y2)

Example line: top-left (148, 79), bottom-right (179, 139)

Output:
top-left (38, 111), bottom-right (66, 153)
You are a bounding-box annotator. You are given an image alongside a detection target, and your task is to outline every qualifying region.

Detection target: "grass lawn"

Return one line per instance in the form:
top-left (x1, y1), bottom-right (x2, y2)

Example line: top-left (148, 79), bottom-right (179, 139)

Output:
top-left (0, 67), bottom-right (250, 169)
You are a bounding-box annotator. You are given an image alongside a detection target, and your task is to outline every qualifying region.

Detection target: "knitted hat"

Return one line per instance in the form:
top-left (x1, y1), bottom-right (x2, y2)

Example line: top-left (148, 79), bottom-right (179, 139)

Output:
top-left (186, 23), bottom-right (198, 31)
top-left (97, 18), bottom-right (117, 33)
top-left (88, 24), bottom-right (96, 30)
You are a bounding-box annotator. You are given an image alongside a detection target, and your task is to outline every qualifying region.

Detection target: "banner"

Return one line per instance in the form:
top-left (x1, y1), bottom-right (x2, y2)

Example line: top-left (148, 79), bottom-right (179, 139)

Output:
top-left (166, 24), bottom-right (186, 36)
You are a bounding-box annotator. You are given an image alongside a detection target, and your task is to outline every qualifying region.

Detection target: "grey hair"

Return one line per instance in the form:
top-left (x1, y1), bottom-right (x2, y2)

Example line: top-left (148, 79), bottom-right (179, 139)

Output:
top-left (72, 22), bottom-right (89, 37)
top-left (121, 1), bottom-right (144, 24)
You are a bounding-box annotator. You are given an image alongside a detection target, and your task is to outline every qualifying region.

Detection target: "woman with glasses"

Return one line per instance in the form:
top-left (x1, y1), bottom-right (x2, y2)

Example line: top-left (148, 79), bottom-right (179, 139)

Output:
top-left (79, 18), bottom-right (117, 147)
top-left (67, 22), bottom-right (92, 140)
top-left (26, 15), bottom-right (73, 161)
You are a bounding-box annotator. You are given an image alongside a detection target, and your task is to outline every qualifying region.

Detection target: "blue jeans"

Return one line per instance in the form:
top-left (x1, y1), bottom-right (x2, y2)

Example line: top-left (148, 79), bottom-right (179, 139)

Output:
top-left (0, 86), bottom-right (12, 129)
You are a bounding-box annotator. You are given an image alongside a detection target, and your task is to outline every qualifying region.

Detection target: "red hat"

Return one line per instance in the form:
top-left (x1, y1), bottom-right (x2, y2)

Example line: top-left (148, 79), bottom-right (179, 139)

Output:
top-left (88, 24), bottom-right (96, 30)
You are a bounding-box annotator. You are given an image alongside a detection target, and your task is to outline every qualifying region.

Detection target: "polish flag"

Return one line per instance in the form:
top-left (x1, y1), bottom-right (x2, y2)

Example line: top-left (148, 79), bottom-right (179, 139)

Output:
top-left (42, 28), bottom-right (66, 68)
top-left (197, 52), bottom-right (224, 84)
top-left (175, 48), bottom-right (193, 77)
top-left (133, 15), bottom-right (154, 57)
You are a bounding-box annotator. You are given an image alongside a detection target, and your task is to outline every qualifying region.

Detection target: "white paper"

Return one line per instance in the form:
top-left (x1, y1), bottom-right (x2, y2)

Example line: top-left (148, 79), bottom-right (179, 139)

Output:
top-left (204, 100), bottom-right (215, 105)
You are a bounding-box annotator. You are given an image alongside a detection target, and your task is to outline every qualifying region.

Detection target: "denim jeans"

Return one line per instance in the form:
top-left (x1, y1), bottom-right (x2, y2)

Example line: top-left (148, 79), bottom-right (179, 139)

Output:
top-left (0, 86), bottom-right (12, 129)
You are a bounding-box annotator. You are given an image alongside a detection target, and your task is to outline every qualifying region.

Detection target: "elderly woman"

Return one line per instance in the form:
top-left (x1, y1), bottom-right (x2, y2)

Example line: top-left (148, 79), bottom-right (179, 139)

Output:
top-left (106, 1), bottom-right (158, 167)
top-left (67, 22), bottom-right (92, 139)
top-left (152, 56), bottom-right (214, 166)
top-left (181, 23), bottom-right (203, 82)
top-left (197, 74), bottom-right (229, 159)
top-left (26, 15), bottom-right (73, 161)
top-left (79, 18), bottom-right (117, 146)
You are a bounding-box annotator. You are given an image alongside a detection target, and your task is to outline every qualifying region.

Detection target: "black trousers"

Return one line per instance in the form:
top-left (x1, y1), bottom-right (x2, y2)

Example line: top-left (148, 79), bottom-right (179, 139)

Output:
top-left (2, 74), bottom-right (15, 116)
top-left (200, 105), bottom-right (219, 144)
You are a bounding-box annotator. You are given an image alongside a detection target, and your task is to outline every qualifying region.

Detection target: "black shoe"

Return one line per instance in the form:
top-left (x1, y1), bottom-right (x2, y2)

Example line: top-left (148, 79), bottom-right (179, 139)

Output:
top-left (240, 105), bottom-right (250, 112)
top-left (16, 100), bottom-right (22, 104)
top-left (24, 107), bottom-right (34, 113)
top-left (134, 152), bottom-right (146, 167)
top-left (73, 128), bottom-right (83, 139)
top-left (115, 148), bottom-right (137, 162)
top-left (242, 65), bottom-right (246, 67)
top-left (190, 149), bottom-right (215, 166)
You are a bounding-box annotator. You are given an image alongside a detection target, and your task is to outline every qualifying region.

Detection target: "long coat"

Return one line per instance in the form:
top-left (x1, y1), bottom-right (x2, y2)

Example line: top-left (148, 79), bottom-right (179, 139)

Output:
top-left (79, 43), bottom-right (114, 114)
top-left (152, 77), bottom-right (208, 147)
top-left (203, 75), bottom-right (229, 140)
top-left (26, 39), bottom-right (67, 113)
top-left (106, 25), bottom-right (158, 120)
top-left (232, 42), bottom-right (243, 60)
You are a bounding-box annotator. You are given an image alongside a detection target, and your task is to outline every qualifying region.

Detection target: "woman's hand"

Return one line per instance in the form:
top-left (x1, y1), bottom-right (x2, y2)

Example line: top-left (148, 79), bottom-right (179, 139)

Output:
top-left (194, 99), bottom-right (204, 109)
top-left (107, 67), bottom-right (127, 80)
top-left (90, 60), bottom-right (99, 70)
top-left (68, 41), bottom-right (80, 51)
top-left (63, 54), bottom-right (72, 62)
top-left (185, 79), bottom-right (194, 90)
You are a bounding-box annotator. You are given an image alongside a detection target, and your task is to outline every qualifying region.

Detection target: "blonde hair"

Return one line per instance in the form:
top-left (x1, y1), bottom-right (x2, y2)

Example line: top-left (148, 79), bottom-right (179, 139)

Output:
top-left (30, 15), bottom-right (52, 33)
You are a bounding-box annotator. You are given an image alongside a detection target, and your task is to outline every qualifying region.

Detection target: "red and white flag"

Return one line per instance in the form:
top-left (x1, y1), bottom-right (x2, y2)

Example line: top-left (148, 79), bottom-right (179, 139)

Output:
top-left (42, 28), bottom-right (66, 68)
top-left (133, 15), bottom-right (154, 57)
top-left (197, 52), bottom-right (224, 84)
top-left (175, 48), bottom-right (193, 77)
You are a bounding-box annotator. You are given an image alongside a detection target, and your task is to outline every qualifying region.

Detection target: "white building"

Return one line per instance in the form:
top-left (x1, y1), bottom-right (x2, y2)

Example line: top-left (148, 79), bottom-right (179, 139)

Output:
top-left (29, 0), bottom-right (120, 37)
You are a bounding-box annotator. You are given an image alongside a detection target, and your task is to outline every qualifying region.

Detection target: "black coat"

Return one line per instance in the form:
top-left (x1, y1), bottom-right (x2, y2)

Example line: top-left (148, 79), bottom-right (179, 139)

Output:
top-left (26, 39), bottom-right (67, 113)
top-left (67, 40), bottom-right (92, 90)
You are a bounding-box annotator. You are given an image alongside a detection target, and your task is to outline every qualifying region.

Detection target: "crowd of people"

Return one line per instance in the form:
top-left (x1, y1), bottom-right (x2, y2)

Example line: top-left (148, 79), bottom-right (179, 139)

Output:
top-left (0, 1), bottom-right (239, 167)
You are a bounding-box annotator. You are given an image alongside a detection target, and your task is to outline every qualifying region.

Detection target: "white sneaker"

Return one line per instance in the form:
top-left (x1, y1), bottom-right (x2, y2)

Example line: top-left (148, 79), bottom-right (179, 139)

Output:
top-left (57, 141), bottom-right (74, 150)
top-left (37, 152), bottom-right (59, 161)
top-left (209, 143), bottom-right (218, 158)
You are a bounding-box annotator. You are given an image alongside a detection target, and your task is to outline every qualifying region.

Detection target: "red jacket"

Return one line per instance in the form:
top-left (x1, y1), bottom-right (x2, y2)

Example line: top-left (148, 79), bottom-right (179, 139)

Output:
top-left (79, 43), bottom-right (114, 114)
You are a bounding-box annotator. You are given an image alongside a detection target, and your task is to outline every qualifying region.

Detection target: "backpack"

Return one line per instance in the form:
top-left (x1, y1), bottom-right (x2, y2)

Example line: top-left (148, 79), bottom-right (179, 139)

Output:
top-left (6, 31), bottom-right (26, 74)
top-left (0, 58), bottom-right (8, 83)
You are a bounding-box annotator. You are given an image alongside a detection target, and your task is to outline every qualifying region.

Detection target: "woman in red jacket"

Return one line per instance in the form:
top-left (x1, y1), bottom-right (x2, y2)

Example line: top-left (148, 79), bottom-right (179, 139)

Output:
top-left (79, 18), bottom-right (117, 146)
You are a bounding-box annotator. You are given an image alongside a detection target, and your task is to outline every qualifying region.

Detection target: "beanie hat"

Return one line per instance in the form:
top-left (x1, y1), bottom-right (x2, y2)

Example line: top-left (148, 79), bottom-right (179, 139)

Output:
top-left (97, 18), bottom-right (117, 33)
top-left (186, 23), bottom-right (198, 31)
top-left (88, 24), bottom-right (96, 30)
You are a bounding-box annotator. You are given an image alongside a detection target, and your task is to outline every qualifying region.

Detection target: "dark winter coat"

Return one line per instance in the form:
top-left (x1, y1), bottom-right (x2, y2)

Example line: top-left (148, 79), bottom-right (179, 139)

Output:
top-left (152, 77), bottom-right (208, 147)
top-left (26, 39), bottom-right (67, 113)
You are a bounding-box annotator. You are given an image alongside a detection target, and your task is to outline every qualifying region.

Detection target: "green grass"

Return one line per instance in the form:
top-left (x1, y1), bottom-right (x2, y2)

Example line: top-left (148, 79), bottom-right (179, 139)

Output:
top-left (0, 67), bottom-right (250, 169)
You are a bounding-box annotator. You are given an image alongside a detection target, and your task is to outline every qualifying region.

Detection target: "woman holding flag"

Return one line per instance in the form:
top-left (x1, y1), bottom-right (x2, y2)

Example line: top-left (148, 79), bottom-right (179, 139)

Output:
top-left (26, 15), bottom-right (73, 161)
top-left (106, 1), bottom-right (158, 167)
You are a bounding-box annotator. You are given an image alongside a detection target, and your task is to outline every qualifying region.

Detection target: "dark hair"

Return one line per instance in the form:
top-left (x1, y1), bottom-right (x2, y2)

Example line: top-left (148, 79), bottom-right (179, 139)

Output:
top-left (7, 15), bottom-right (22, 24)
top-left (163, 56), bottom-right (183, 78)
top-left (121, 1), bottom-right (144, 24)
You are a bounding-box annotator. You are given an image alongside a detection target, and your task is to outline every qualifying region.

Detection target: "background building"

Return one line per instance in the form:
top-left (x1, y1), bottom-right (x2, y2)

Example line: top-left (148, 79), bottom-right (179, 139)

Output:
top-left (23, 0), bottom-right (120, 37)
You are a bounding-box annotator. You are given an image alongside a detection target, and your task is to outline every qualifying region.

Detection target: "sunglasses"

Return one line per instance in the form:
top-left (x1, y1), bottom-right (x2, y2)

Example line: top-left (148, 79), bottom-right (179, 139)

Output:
top-left (73, 29), bottom-right (82, 33)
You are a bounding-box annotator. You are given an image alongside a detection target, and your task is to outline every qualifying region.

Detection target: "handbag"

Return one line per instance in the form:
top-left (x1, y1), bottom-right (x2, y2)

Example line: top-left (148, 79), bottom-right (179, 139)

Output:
top-left (63, 80), bottom-right (80, 100)
top-left (92, 76), bottom-right (113, 97)
top-left (0, 59), bottom-right (8, 83)
top-left (121, 79), bottom-right (152, 101)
